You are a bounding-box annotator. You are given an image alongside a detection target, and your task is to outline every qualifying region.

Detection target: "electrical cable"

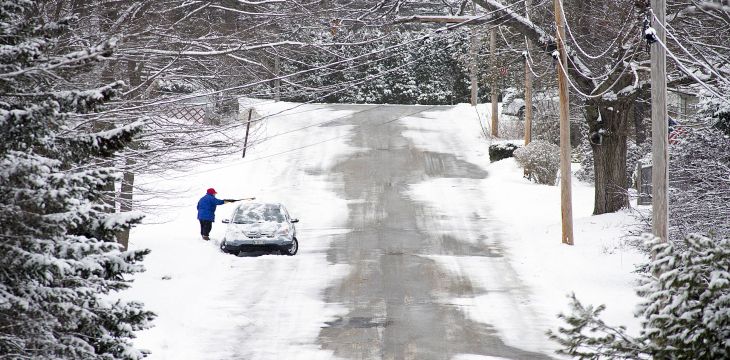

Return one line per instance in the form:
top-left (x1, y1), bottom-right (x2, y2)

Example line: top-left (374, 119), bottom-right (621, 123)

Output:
top-left (554, 46), bottom-right (637, 99)
top-left (654, 36), bottom-right (730, 104)
top-left (650, 10), bottom-right (730, 86)
top-left (137, 105), bottom-right (438, 185)
top-left (94, 0), bottom-right (533, 115)
top-left (556, 0), bottom-right (630, 60)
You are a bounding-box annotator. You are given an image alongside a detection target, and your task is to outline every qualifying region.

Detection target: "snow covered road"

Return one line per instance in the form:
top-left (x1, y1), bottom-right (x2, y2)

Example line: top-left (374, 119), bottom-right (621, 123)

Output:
top-left (317, 105), bottom-right (551, 359)
top-left (124, 102), bottom-right (644, 360)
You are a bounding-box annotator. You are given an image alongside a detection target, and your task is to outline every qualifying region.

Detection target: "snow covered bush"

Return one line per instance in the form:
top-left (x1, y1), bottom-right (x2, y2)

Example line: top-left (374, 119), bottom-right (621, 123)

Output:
top-left (1, 2), bottom-right (153, 359)
top-left (549, 234), bottom-right (730, 359)
top-left (513, 140), bottom-right (560, 185)
top-left (489, 141), bottom-right (521, 162)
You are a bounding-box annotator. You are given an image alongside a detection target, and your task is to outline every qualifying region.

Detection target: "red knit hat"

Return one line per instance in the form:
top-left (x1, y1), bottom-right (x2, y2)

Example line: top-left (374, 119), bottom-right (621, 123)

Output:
top-left (206, 188), bottom-right (217, 195)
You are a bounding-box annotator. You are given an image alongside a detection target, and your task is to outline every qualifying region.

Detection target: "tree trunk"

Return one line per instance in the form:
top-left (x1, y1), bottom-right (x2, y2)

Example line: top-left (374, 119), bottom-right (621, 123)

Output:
top-left (117, 59), bottom-right (143, 250)
top-left (118, 161), bottom-right (135, 250)
top-left (588, 102), bottom-right (631, 214)
top-left (633, 90), bottom-right (649, 145)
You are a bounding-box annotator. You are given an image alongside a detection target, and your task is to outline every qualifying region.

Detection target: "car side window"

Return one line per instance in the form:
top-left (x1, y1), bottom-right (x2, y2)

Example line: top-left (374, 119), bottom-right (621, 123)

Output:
top-left (282, 206), bottom-right (290, 221)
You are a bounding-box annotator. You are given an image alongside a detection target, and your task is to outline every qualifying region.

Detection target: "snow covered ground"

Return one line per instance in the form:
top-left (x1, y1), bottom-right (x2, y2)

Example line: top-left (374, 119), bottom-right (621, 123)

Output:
top-left (122, 101), bottom-right (646, 359)
top-left (401, 104), bottom-right (646, 355)
top-left (122, 100), bottom-right (359, 360)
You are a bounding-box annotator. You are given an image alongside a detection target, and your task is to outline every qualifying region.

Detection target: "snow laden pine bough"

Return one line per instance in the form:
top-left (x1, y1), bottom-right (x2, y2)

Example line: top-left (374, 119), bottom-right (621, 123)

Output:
top-left (219, 202), bottom-right (300, 256)
top-left (549, 234), bottom-right (730, 359)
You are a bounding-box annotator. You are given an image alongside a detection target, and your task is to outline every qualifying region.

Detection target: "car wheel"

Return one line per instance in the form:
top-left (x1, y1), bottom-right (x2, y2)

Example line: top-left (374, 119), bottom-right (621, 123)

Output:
top-left (283, 237), bottom-right (298, 256)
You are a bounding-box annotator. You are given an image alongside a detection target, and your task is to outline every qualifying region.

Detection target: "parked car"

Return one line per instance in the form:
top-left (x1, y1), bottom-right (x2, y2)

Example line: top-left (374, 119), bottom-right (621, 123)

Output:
top-left (220, 202), bottom-right (299, 256)
top-left (501, 87), bottom-right (558, 122)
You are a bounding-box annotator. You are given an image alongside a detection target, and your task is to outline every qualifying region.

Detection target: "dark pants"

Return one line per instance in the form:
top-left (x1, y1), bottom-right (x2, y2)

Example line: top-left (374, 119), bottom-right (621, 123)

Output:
top-left (199, 220), bottom-right (213, 236)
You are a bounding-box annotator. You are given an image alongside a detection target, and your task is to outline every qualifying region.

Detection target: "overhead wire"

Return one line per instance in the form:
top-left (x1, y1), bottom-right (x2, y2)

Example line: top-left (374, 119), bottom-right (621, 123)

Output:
top-left (123, 1), bottom-right (548, 181)
top-left (137, 105), bottom-right (438, 185)
top-left (556, 0), bottom-right (629, 60)
top-left (650, 10), bottom-right (730, 86)
top-left (553, 38), bottom-right (638, 100)
top-left (95, 0), bottom-right (533, 116)
top-left (654, 36), bottom-right (730, 104)
top-left (186, 0), bottom-right (539, 136)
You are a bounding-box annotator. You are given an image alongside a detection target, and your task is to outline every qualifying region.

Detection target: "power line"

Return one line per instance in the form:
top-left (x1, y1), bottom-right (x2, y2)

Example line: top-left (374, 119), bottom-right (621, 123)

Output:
top-left (96, 1), bottom-right (533, 116)
top-left (137, 105), bottom-right (437, 185)
top-left (556, 0), bottom-right (631, 60)
top-left (650, 10), bottom-right (730, 86)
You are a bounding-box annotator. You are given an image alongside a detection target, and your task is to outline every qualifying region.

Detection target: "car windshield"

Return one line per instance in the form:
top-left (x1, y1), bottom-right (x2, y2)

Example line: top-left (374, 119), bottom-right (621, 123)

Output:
top-left (233, 204), bottom-right (285, 224)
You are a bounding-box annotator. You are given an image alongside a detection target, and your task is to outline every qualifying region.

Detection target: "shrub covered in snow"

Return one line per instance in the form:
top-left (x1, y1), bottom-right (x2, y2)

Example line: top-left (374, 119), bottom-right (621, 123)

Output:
top-left (513, 140), bottom-right (560, 185)
top-left (489, 141), bottom-right (522, 162)
top-left (549, 234), bottom-right (730, 359)
top-left (0, 3), bottom-right (153, 359)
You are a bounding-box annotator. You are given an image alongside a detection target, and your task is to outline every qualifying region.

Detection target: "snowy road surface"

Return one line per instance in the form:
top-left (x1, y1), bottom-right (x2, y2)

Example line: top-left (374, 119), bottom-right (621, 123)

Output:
top-left (125, 102), bottom-right (643, 360)
top-left (318, 105), bottom-right (550, 359)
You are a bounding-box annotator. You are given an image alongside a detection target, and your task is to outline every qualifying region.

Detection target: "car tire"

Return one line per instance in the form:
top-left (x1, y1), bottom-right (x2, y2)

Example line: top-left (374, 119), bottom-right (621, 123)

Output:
top-left (283, 237), bottom-right (298, 256)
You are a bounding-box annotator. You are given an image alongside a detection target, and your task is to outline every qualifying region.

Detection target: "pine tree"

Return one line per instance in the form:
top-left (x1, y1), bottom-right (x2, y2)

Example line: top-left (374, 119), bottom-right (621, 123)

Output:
top-left (548, 234), bottom-right (730, 359)
top-left (1, 1), bottom-right (154, 358)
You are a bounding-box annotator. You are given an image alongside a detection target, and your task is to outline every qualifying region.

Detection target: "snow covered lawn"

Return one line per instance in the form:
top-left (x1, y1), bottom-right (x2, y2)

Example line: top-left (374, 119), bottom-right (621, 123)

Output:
top-left (401, 104), bottom-right (647, 357)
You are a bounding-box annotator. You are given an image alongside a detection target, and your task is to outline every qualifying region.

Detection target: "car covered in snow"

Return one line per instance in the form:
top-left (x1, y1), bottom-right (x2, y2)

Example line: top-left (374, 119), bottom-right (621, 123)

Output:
top-left (501, 87), bottom-right (559, 121)
top-left (220, 202), bottom-right (299, 256)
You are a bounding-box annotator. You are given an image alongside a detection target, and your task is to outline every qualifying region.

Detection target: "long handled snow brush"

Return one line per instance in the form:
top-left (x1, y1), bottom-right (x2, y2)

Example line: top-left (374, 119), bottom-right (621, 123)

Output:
top-left (224, 197), bottom-right (256, 202)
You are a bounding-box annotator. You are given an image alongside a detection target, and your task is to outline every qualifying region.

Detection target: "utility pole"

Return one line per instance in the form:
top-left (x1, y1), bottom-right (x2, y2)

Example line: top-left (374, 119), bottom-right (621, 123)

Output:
top-left (553, 0), bottom-right (574, 245)
top-left (490, 26), bottom-right (499, 137)
top-left (242, 108), bottom-right (253, 158)
top-left (524, 0), bottom-right (533, 145)
top-left (470, 27), bottom-right (479, 106)
top-left (651, 0), bottom-right (668, 241)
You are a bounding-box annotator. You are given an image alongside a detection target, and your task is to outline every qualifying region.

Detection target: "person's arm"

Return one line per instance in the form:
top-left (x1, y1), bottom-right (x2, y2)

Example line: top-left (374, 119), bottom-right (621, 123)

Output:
top-left (215, 198), bottom-right (225, 205)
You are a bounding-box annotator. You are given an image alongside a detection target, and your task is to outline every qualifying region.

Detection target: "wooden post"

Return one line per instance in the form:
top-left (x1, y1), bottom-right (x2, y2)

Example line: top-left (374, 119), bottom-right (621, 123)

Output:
top-left (651, 0), bottom-right (668, 241)
top-left (524, 0), bottom-right (533, 145)
top-left (470, 27), bottom-right (479, 106)
top-left (242, 109), bottom-right (253, 158)
top-left (553, 0), bottom-right (574, 245)
top-left (490, 26), bottom-right (499, 137)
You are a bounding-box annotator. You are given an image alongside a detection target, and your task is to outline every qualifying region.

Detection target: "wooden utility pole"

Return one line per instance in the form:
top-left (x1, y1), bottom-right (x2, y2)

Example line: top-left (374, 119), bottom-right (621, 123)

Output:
top-left (651, 0), bottom-right (668, 241)
top-left (553, 0), bottom-right (574, 245)
top-left (524, 0), bottom-right (533, 145)
top-left (242, 109), bottom-right (253, 158)
top-left (490, 26), bottom-right (499, 136)
top-left (470, 27), bottom-right (479, 106)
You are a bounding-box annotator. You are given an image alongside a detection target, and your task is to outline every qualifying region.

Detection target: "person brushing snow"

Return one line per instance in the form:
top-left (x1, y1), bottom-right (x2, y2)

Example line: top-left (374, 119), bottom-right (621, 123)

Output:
top-left (197, 188), bottom-right (233, 240)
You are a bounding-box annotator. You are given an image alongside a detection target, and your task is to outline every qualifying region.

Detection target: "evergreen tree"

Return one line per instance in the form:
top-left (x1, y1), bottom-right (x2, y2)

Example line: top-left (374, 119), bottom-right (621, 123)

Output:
top-left (1, 1), bottom-right (153, 358)
top-left (548, 234), bottom-right (730, 359)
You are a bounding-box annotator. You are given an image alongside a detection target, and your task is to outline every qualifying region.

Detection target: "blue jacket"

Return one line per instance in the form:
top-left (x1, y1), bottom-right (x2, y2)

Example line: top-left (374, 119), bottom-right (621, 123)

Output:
top-left (197, 194), bottom-right (225, 221)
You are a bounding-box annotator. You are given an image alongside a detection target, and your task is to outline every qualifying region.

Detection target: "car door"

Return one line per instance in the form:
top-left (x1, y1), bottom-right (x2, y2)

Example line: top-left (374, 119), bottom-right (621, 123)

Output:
top-left (282, 205), bottom-right (296, 238)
